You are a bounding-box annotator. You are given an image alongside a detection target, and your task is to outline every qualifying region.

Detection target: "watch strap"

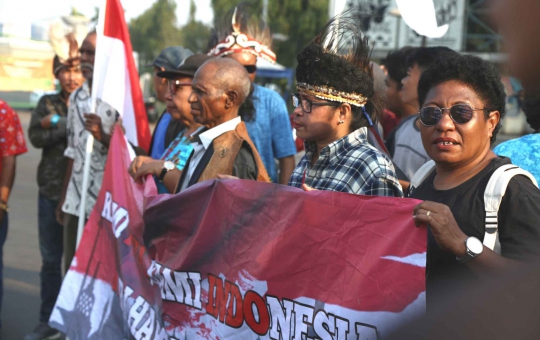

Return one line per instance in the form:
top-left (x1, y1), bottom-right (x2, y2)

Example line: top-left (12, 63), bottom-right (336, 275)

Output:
top-left (158, 167), bottom-right (168, 181)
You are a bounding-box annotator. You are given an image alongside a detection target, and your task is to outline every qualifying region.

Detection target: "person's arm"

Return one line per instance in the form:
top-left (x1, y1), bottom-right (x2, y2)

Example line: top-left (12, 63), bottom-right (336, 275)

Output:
top-left (84, 113), bottom-right (112, 147)
top-left (278, 156), bottom-right (295, 185)
top-left (128, 156), bottom-right (181, 193)
top-left (0, 155), bottom-right (15, 223)
top-left (269, 91), bottom-right (297, 183)
top-left (28, 96), bottom-right (67, 148)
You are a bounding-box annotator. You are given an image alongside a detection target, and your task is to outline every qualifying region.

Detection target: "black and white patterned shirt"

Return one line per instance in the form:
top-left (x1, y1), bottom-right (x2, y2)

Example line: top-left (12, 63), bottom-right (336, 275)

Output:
top-left (289, 127), bottom-right (403, 197)
top-left (62, 82), bottom-right (118, 217)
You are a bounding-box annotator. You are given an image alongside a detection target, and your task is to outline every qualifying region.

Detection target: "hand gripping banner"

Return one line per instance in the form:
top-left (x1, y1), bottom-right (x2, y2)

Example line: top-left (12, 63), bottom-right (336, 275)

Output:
top-left (51, 129), bottom-right (427, 339)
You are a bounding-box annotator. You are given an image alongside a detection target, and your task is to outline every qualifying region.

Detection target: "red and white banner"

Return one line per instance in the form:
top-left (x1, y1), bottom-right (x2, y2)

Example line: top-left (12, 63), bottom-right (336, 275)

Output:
top-left (51, 130), bottom-right (427, 339)
top-left (92, 0), bottom-right (151, 151)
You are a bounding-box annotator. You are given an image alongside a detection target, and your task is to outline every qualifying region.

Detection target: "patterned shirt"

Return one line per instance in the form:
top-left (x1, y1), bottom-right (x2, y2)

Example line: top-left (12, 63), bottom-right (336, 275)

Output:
top-left (245, 85), bottom-right (297, 182)
top-left (62, 82), bottom-right (118, 218)
top-left (28, 93), bottom-right (69, 201)
top-left (155, 131), bottom-right (193, 194)
top-left (289, 127), bottom-right (403, 197)
top-left (493, 133), bottom-right (540, 184)
top-left (0, 100), bottom-right (27, 174)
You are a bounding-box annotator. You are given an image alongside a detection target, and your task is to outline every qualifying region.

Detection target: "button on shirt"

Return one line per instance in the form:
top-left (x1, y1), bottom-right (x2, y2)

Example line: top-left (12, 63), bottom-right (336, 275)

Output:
top-left (179, 117), bottom-right (241, 192)
top-left (62, 82), bottom-right (117, 217)
top-left (289, 127), bottom-right (403, 197)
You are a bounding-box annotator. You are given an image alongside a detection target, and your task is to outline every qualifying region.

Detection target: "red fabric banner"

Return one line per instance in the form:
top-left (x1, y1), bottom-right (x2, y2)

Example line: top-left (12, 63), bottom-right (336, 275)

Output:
top-left (51, 130), bottom-right (426, 339)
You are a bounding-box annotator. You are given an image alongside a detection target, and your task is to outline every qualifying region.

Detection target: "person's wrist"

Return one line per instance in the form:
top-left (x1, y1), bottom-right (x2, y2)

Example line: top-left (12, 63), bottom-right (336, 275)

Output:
top-left (0, 200), bottom-right (9, 212)
top-left (452, 235), bottom-right (469, 257)
top-left (50, 114), bottom-right (60, 127)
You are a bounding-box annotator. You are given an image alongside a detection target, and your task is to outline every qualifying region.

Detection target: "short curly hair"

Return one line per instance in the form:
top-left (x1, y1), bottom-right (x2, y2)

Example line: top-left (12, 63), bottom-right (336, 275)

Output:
top-left (382, 47), bottom-right (418, 89)
top-left (418, 54), bottom-right (507, 144)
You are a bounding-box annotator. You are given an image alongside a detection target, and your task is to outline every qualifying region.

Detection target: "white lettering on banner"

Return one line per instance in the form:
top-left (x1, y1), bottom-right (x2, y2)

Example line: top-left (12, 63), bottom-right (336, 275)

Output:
top-left (121, 281), bottom-right (168, 340)
top-left (147, 261), bottom-right (203, 309)
top-left (101, 191), bottom-right (129, 238)
top-left (293, 302), bottom-right (315, 340)
top-left (267, 296), bottom-right (294, 340)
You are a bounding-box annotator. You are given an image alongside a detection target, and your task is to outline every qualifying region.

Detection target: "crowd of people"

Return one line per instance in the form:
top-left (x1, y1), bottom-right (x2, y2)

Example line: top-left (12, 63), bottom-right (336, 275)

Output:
top-left (0, 0), bottom-right (539, 338)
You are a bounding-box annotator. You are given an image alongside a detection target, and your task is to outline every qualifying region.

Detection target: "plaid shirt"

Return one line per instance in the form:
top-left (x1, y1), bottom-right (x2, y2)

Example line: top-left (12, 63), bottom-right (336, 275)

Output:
top-left (289, 127), bottom-right (403, 197)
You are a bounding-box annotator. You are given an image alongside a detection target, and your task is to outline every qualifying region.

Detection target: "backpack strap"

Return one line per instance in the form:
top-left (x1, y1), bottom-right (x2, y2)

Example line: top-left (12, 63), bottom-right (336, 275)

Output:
top-left (483, 165), bottom-right (538, 251)
top-left (408, 160), bottom-right (436, 196)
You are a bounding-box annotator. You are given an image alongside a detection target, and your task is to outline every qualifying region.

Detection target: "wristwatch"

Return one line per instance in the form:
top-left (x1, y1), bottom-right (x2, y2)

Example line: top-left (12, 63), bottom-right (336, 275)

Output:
top-left (158, 161), bottom-right (175, 181)
top-left (456, 236), bottom-right (483, 263)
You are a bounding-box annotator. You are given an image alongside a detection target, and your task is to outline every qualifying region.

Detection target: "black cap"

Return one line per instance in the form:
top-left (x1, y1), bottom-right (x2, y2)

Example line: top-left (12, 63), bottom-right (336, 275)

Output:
top-left (156, 54), bottom-right (214, 79)
top-left (149, 46), bottom-right (193, 72)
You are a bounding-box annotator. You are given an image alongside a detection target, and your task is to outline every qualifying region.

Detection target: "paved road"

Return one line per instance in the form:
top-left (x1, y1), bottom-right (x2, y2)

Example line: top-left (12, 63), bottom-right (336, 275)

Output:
top-left (2, 110), bottom-right (43, 339)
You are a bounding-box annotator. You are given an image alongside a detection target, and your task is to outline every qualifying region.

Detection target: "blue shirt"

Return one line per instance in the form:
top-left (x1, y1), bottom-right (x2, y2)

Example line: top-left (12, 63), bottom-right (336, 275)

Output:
top-left (245, 84), bottom-right (297, 183)
top-left (493, 133), bottom-right (540, 184)
top-left (289, 127), bottom-right (403, 197)
top-left (150, 112), bottom-right (172, 159)
top-left (155, 132), bottom-right (194, 194)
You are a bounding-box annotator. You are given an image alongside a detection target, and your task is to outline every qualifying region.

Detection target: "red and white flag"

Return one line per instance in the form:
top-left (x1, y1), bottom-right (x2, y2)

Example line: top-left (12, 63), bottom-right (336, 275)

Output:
top-left (92, 0), bottom-right (151, 150)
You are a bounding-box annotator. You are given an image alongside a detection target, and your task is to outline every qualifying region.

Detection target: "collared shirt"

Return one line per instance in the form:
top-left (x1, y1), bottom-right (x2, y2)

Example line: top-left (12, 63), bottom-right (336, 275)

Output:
top-left (245, 85), bottom-right (297, 182)
top-left (62, 82), bottom-right (118, 217)
top-left (289, 127), bottom-right (403, 197)
top-left (28, 93), bottom-right (69, 200)
top-left (179, 117), bottom-right (241, 191)
top-left (0, 99), bottom-right (27, 174)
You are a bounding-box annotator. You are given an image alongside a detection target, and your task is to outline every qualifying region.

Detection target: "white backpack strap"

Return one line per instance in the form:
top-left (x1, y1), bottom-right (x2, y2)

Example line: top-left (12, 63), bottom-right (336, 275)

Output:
top-left (483, 165), bottom-right (538, 251)
top-left (408, 160), bottom-right (436, 196)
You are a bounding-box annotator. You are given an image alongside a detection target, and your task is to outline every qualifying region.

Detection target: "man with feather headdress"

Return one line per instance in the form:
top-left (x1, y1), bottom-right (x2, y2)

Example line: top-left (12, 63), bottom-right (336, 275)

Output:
top-left (208, 3), bottom-right (297, 184)
top-left (26, 31), bottom-right (84, 340)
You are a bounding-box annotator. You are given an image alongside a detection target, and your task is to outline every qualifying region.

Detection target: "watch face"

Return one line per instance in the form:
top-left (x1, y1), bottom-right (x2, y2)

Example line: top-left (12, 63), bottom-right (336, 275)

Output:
top-left (164, 161), bottom-right (175, 171)
top-left (467, 237), bottom-right (483, 254)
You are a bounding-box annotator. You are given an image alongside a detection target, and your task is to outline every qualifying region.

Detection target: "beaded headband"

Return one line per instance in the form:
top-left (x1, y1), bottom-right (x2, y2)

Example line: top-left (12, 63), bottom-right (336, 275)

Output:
top-left (297, 82), bottom-right (368, 107)
top-left (208, 7), bottom-right (276, 64)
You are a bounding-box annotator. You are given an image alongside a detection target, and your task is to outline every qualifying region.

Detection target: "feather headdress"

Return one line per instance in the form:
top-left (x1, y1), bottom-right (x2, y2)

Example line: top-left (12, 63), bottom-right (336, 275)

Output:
top-left (296, 9), bottom-right (374, 107)
top-left (49, 21), bottom-right (82, 75)
top-left (208, 3), bottom-right (276, 63)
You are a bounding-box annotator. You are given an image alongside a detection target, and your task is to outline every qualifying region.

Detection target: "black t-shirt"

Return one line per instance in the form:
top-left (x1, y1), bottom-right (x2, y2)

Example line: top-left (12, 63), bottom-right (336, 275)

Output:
top-left (409, 157), bottom-right (540, 310)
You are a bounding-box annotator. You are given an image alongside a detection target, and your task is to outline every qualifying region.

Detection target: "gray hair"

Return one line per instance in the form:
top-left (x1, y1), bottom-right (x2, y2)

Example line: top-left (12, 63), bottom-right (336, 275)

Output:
top-left (205, 58), bottom-right (251, 105)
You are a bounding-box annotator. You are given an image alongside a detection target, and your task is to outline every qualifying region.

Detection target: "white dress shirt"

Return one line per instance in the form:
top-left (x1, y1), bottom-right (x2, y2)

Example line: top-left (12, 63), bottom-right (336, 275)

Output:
top-left (179, 116), bottom-right (241, 191)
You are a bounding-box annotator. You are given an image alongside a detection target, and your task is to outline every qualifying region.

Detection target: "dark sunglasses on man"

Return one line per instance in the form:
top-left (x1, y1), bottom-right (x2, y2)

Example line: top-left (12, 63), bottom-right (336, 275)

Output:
top-left (291, 93), bottom-right (340, 113)
top-left (419, 104), bottom-right (489, 126)
top-left (168, 79), bottom-right (192, 94)
top-left (244, 65), bottom-right (257, 74)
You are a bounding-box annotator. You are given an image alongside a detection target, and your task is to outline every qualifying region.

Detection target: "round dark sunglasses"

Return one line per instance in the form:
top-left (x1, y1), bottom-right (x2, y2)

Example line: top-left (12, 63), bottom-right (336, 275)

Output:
top-left (244, 65), bottom-right (257, 74)
top-left (291, 93), bottom-right (340, 113)
top-left (419, 104), bottom-right (487, 126)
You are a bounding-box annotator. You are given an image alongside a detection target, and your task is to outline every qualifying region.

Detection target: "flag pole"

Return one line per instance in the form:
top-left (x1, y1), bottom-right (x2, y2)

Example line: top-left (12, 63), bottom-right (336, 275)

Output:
top-left (75, 0), bottom-right (105, 249)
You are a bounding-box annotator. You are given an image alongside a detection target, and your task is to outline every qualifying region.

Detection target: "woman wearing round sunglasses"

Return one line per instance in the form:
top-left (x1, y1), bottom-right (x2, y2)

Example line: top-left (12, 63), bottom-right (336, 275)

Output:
top-left (408, 54), bottom-right (540, 311)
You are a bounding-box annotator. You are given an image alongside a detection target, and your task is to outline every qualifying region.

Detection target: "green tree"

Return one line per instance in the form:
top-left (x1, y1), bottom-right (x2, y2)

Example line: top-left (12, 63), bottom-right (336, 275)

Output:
top-left (180, 0), bottom-right (212, 53)
top-left (129, 0), bottom-right (182, 66)
top-left (210, 0), bottom-right (329, 68)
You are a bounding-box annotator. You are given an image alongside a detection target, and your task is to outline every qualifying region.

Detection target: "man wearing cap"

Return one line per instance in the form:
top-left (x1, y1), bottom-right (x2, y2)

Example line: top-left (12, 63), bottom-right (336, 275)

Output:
top-left (208, 4), bottom-right (297, 184)
top-left (148, 46), bottom-right (193, 160)
top-left (25, 37), bottom-right (84, 340)
top-left (129, 54), bottom-right (210, 193)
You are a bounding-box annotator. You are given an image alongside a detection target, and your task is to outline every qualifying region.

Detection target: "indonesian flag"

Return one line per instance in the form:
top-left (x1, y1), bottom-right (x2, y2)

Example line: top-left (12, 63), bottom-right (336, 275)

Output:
top-left (92, 0), bottom-right (151, 151)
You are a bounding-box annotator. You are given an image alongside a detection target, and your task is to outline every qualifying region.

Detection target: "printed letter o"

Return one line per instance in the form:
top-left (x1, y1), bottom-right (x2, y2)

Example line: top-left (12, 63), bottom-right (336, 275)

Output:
top-left (243, 291), bottom-right (270, 335)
